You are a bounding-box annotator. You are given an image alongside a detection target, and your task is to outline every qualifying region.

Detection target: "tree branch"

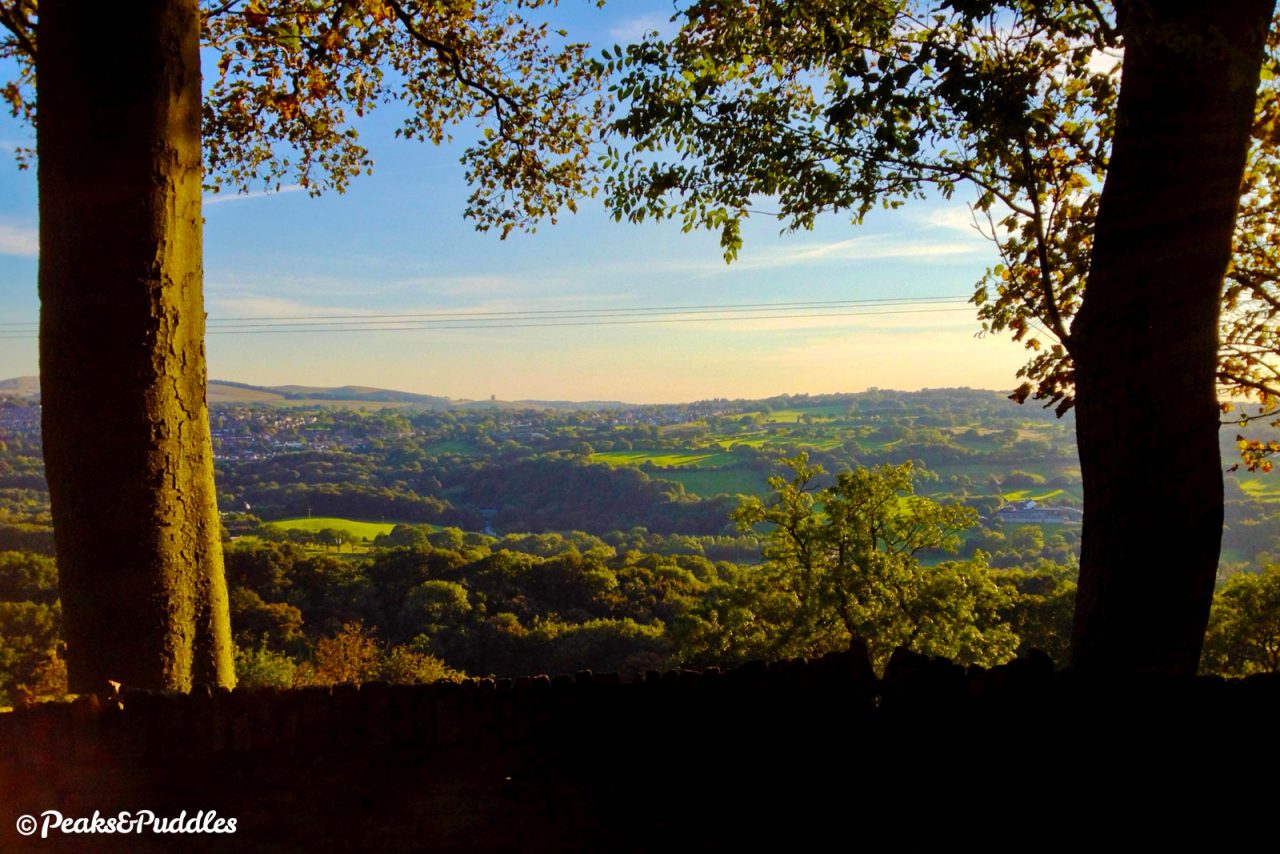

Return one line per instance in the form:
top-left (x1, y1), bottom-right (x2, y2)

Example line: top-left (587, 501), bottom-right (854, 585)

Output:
top-left (1220, 370), bottom-right (1280, 402)
top-left (0, 1), bottom-right (36, 60)
top-left (1021, 138), bottom-right (1072, 347)
top-left (814, 133), bottom-right (1037, 219)
top-left (1223, 406), bottom-right (1280, 426)
top-left (202, 0), bottom-right (246, 20)
top-left (1075, 0), bottom-right (1119, 46)
top-left (1226, 268), bottom-right (1280, 313)
top-left (383, 0), bottom-right (520, 140)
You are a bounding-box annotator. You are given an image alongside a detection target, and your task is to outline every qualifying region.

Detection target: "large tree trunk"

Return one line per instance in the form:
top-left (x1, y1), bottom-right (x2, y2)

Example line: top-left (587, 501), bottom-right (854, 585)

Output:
top-left (1070, 0), bottom-right (1274, 673)
top-left (37, 0), bottom-right (235, 691)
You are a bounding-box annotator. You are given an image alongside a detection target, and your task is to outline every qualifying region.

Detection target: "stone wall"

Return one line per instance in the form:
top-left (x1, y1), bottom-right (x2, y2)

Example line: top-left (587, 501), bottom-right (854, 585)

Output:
top-left (3, 649), bottom-right (1278, 852)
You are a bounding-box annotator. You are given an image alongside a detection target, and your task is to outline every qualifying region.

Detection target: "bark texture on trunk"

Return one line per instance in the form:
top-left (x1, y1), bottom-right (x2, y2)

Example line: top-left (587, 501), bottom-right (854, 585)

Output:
top-left (37, 0), bottom-right (235, 691)
top-left (1070, 0), bottom-right (1274, 674)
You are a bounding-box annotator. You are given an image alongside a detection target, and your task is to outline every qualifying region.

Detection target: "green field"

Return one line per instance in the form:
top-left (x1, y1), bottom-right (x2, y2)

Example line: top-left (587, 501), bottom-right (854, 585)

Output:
top-left (1220, 547), bottom-right (1250, 566)
top-left (591, 449), bottom-right (741, 468)
top-left (712, 435), bottom-right (769, 449)
top-left (1237, 475), bottom-right (1280, 503)
top-left (732, 405), bottom-right (849, 424)
top-left (653, 468), bottom-right (770, 498)
top-left (266, 517), bottom-right (401, 541)
top-left (1001, 488), bottom-right (1067, 503)
top-left (855, 436), bottom-right (902, 451)
top-left (712, 433), bottom-right (845, 452)
top-left (792, 436), bottom-right (846, 451)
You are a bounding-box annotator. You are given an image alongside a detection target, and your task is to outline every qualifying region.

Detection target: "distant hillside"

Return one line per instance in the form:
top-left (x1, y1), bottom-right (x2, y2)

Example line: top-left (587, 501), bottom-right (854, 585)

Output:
top-left (208, 381), bottom-right (287, 403)
top-left (270, 384), bottom-right (451, 405)
top-left (209, 380), bottom-right (452, 408)
top-left (2, 376), bottom-right (634, 411)
top-left (210, 380), bottom-right (633, 411)
top-left (0, 376), bottom-right (39, 400)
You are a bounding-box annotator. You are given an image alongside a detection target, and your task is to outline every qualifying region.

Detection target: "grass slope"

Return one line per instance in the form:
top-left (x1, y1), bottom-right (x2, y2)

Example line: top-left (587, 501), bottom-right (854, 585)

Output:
top-left (591, 449), bottom-right (741, 468)
top-left (266, 517), bottom-right (402, 541)
top-left (653, 468), bottom-right (770, 498)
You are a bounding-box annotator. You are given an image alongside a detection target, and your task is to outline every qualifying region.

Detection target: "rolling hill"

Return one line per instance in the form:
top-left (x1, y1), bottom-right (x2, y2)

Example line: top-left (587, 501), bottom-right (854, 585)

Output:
top-left (0, 376), bottom-right (40, 400)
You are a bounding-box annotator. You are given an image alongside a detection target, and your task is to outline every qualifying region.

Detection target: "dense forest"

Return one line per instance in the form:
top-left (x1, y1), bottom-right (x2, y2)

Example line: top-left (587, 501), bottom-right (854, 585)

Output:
top-left (2, 386), bottom-right (1277, 704)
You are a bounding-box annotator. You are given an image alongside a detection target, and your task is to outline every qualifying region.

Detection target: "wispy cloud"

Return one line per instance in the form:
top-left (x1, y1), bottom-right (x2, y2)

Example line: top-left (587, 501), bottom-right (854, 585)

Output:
top-left (392, 273), bottom-right (640, 302)
top-left (0, 223), bottom-right (38, 257)
top-left (206, 289), bottom-right (640, 321)
top-left (207, 296), bottom-right (372, 319)
top-left (724, 233), bottom-right (985, 274)
top-left (919, 206), bottom-right (984, 233)
top-left (204, 184), bottom-right (306, 205)
top-left (608, 13), bottom-right (679, 42)
top-left (389, 274), bottom-right (527, 297)
top-left (914, 205), bottom-right (1011, 243)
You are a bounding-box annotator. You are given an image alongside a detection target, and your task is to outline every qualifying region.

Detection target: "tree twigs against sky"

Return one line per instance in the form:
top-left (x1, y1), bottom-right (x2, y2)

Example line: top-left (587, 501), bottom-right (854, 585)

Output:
top-left (601, 1), bottom-right (1113, 272)
top-left (2, 1), bottom-right (607, 237)
top-left (974, 8), bottom-right (1280, 471)
top-left (1224, 21), bottom-right (1280, 471)
top-left (200, 0), bottom-right (606, 236)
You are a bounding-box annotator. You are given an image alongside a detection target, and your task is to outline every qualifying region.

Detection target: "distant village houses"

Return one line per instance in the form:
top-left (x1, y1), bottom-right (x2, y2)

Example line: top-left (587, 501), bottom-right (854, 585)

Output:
top-left (992, 499), bottom-right (1083, 525)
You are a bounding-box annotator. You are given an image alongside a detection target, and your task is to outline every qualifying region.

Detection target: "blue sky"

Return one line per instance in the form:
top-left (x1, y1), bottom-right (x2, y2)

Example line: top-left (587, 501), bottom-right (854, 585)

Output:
top-left (0, 1), bottom-right (1030, 404)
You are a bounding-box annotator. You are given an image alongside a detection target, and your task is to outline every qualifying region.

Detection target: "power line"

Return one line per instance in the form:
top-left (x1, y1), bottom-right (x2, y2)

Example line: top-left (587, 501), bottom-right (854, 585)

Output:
top-left (207, 307), bottom-right (975, 334)
top-left (0, 295), bottom-right (975, 339)
top-left (205, 295), bottom-right (970, 324)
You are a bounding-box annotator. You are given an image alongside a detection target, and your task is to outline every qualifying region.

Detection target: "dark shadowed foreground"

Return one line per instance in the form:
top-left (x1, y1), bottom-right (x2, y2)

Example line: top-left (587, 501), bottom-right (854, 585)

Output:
top-left (2, 648), bottom-right (1277, 852)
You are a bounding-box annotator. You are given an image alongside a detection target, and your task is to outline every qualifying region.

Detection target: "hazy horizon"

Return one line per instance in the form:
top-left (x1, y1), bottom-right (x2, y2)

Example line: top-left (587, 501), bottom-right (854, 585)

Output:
top-left (2, 372), bottom-right (1027, 409)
